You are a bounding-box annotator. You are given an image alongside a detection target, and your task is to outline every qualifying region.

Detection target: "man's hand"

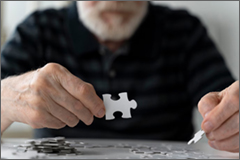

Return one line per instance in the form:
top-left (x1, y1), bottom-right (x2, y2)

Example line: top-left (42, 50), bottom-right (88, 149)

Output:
top-left (1, 63), bottom-right (105, 133)
top-left (198, 81), bottom-right (239, 153)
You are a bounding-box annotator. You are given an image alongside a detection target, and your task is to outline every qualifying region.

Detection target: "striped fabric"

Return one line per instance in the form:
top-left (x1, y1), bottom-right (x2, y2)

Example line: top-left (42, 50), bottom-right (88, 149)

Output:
top-left (1, 2), bottom-right (235, 141)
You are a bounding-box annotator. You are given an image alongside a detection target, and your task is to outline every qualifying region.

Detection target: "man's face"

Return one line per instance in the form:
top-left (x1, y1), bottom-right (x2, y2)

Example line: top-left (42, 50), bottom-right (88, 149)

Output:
top-left (77, 1), bottom-right (148, 41)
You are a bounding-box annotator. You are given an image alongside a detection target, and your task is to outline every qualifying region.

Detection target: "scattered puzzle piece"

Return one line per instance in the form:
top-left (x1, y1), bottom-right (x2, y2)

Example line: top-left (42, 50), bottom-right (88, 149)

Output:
top-left (2, 137), bottom-right (224, 159)
top-left (103, 92), bottom-right (137, 120)
top-left (188, 130), bottom-right (205, 145)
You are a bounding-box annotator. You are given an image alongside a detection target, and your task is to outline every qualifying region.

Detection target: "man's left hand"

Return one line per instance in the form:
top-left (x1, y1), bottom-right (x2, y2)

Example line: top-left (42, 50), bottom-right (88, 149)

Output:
top-left (198, 81), bottom-right (239, 153)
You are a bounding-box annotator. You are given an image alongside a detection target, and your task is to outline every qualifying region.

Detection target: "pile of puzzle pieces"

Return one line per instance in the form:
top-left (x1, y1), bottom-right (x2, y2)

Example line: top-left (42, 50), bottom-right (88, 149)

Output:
top-left (1, 137), bottom-right (214, 159)
top-left (10, 137), bottom-right (81, 159)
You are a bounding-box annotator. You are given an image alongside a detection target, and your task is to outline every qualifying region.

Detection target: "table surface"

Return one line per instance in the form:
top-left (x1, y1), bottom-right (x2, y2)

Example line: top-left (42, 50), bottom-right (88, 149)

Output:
top-left (1, 138), bottom-right (239, 159)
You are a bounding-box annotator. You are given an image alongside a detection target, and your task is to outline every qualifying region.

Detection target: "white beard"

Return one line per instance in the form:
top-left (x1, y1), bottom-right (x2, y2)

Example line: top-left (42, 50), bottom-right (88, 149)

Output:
top-left (77, 2), bottom-right (148, 41)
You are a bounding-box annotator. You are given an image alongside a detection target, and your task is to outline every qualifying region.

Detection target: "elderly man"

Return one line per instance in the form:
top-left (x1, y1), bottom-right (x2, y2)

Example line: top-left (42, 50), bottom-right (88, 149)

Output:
top-left (1, 1), bottom-right (239, 152)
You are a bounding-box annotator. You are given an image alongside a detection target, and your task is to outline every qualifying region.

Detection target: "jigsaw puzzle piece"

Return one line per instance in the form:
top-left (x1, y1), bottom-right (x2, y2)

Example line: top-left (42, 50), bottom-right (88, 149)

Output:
top-left (188, 130), bottom-right (205, 145)
top-left (103, 94), bottom-right (115, 120)
top-left (103, 92), bottom-right (137, 120)
top-left (118, 93), bottom-right (137, 118)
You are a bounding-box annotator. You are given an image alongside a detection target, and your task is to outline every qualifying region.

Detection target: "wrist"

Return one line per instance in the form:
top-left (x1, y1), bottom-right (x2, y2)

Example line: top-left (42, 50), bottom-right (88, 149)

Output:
top-left (1, 72), bottom-right (34, 120)
top-left (1, 113), bottom-right (13, 134)
top-left (1, 76), bottom-right (25, 133)
top-left (1, 80), bottom-right (14, 133)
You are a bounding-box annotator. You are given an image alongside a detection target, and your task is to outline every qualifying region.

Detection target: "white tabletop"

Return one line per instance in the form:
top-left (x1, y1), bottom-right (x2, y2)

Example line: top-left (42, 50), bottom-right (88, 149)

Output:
top-left (1, 138), bottom-right (239, 159)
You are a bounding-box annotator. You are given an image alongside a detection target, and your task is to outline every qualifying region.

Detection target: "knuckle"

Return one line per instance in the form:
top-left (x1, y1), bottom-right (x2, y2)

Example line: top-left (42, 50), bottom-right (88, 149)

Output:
top-left (223, 97), bottom-right (237, 113)
top-left (79, 83), bottom-right (92, 95)
top-left (29, 78), bottom-right (45, 94)
top-left (73, 101), bottom-right (83, 111)
top-left (58, 95), bottom-right (68, 104)
top-left (43, 63), bottom-right (61, 71)
top-left (66, 115), bottom-right (79, 127)
top-left (86, 83), bottom-right (94, 90)
top-left (66, 115), bottom-right (75, 123)
top-left (42, 63), bottom-right (67, 77)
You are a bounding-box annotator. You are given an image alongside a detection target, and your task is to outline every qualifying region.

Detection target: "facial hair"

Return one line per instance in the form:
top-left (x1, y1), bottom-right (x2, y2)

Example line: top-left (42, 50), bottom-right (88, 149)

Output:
top-left (77, 2), bottom-right (148, 41)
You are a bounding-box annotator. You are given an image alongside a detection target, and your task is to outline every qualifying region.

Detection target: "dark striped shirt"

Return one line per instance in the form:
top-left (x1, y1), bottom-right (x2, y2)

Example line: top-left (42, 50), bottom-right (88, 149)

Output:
top-left (1, 2), bottom-right (235, 141)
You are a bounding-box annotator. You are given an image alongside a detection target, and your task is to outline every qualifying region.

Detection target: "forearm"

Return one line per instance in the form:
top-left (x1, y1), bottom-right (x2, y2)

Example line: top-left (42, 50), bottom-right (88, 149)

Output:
top-left (1, 72), bottom-right (34, 134)
top-left (1, 78), bottom-right (14, 134)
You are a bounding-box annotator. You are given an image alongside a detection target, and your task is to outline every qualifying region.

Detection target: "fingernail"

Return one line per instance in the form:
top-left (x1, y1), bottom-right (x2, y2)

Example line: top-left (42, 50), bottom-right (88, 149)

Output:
top-left (209, 141), bottom-right (216, 149)
top-left (204, 121), bottom-right (214, 132)
top-left (97, 109), bottom-right (105, 117)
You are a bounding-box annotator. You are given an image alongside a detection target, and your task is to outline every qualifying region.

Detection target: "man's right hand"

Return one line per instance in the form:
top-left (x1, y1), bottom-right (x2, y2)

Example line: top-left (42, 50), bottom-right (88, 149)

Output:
top-left (1, 63), bottom-right (105, 133)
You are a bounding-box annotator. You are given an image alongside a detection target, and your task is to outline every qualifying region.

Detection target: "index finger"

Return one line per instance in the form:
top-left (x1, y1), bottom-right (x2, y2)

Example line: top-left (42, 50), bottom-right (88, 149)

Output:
top-left (198, 92), bottom-right (221, 118)
top-left (57, 67), bottom-right (105, 118)
top-left (202, 82), bottom-right (239, 133)
top-left (202, 95), bottom-right (239, 133)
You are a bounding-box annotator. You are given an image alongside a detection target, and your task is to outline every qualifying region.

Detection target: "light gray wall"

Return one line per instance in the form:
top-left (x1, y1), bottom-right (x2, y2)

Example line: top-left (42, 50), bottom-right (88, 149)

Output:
top-left (2, 1), bottom-right (68, 39)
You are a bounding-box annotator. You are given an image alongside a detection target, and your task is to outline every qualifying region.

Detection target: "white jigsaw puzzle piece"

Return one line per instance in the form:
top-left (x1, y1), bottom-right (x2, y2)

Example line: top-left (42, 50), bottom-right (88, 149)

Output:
top-left (187, 130), bottom-right (205, 145)
top-left (103, 92), bottom-right (137, 120)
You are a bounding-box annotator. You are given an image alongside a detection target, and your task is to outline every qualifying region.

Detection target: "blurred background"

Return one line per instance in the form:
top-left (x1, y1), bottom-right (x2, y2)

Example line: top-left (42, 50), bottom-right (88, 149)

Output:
top-left (1, 1), bottom-right (239, 142)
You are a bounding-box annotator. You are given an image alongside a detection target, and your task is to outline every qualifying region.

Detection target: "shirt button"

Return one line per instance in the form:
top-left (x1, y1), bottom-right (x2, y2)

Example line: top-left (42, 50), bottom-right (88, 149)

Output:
top-left (109, 69), bottom-right (116, 78)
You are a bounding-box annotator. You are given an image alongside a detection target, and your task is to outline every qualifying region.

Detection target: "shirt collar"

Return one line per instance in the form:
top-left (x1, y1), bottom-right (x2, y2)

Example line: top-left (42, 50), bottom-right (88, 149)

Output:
top-left (99, 43), bottom-right (129, 56)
